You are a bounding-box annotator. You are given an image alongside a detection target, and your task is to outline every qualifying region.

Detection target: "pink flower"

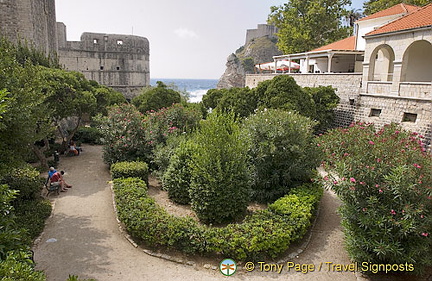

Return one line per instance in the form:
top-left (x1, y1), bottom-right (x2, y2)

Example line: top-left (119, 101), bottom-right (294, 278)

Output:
top-left (376, 158), bottom-right (382, 163)
top-left (413, 163), bottom-right (422, 169)
top-left (375, 184), bottom-right (380, 188)
top-left (390, 209), bottom-right (396, 215)
top-left (349, 186), bottom-right (356, 191)
top-left (421, 233), bottom-right (429, 237)
top-left (369, 141), bottom-right (375, 145)
top-left (317, 144), bottom-right (321, 147)
top-left (323, 176), bottom-right (329, 181)
top-left (350, 177), bottom-right (356, 183)
top-left (420, 215), bottom-right (424, 219)
top-left (333, 181), bottom-right (338, 185)
top-left (360, 181), bottom-right (366, 185)
top-left (379, 189), bottom-right (383, 193)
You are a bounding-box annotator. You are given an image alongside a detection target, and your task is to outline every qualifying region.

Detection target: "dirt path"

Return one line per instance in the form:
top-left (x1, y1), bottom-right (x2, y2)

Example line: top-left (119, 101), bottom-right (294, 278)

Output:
top-left (33, 144), bottom-right (358, 281)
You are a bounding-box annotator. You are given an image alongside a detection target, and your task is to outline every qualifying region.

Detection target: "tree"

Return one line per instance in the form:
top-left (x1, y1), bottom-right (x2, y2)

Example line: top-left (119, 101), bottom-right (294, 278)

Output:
top-left (132, 81), bottom-right (181, 114)
top-left (268, 0), bottom-right (352, 54)
top-left (363, 0), bottom-right (431, 15)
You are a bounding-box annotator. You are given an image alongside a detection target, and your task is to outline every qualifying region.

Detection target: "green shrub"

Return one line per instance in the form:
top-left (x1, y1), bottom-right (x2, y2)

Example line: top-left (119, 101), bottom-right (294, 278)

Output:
top-left (110, 161), bottom-right (149, 185)
top-left (0, 251), bottom-right (46, 281)
top-left (162, 141), bottom-right (195, 204)
top-left (0, 185), bottom-right (25, 260)
top-left (98, 104), bottom-right (148, 165)
top-left (319, 123), bottom-right (432, 272)
top-left (132, 81), bottom-right (181, 114)
top-left (13, 199), bottom-right (52, 244)
top-left (74, 127), bottom-right (103, 144)
top-left (304, 86), bottom-right (340, 132)
top-left (1, 165), bottom-right (43, 202)
top-left (189, 113), bottom-right (251, 224)
top-left (242, 109), bottom-right (322, 202)
top-left (113, 177), bottom-right (322, 260)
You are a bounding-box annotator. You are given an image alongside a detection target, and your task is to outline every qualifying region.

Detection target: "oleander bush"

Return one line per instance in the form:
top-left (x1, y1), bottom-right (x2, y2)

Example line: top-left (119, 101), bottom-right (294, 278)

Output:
top-left (242, 109), bottom-right (322, 202)
top-left (318, 123), bottom-right (432, 272)
top-left (162, 141), bottom-right (195, 204)
top-left (113, 177), bottom-right (322, 260)
top-left (110, 161), bottom-right (149, 184)
top-left (189, 113), bottom-right (251, 224)
top-left (98, 104), bottom-right (148, 165)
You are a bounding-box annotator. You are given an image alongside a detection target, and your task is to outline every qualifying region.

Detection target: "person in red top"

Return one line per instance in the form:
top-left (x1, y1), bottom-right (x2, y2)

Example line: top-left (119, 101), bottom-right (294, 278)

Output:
top-left (50, 171), bottom-right (72, 192)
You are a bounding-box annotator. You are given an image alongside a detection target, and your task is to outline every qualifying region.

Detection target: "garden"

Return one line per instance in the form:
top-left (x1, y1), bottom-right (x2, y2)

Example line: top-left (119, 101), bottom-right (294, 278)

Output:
top-left (0, 35), bottom-right (431, 279)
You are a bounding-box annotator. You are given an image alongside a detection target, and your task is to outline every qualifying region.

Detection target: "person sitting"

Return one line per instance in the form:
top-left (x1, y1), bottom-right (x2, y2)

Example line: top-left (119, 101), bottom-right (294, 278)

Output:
top-left (48, 167), bottom-right (57, 178)
top-left (69, 140), bottom-right (79, 156)
top-left (49, 170), bottom-right (72, 192)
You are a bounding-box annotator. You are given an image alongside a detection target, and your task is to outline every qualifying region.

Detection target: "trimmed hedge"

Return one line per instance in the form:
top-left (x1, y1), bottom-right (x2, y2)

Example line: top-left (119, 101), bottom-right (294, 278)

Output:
top-left (110, 161), bottom-right (149, 185)
top-left (113, 177), bottom-right (322, 260)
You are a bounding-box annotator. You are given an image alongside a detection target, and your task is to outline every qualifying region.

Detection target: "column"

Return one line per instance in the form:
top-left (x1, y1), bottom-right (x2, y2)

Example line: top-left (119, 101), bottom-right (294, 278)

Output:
top-left (391, 61), bottom-right (403, 96)
top-left (327, 53), bottom-right (334, 73)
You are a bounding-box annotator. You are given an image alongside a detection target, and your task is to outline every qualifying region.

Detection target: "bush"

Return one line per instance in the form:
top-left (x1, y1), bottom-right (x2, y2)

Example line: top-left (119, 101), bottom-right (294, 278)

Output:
top-left (189, 113), bottom-right (251, 224)
top-left (13, 199), bottom-right (52, 244)
top-left (1, 165), bottom-right (43, 202)
top-left (0, 251), bottom-right (46, 281)
top-left (132, 81), bottom-right (181, 114)
top-left (113, 177), bottom-right (322, 260)
top-left (98, 104), bottom-right (148, 165)
top-left (242, 109), bottom-right (322, 202)
top-left (110, 161), bottom-right (149, 185)
top-left (319, 123), bottom-right (432, 272)
top-left (162, 141), bottom-right (195, 204)
top-left (305, 86), bottom-right (340, 132)
top-left (74, 127), bottom-right (103, 145)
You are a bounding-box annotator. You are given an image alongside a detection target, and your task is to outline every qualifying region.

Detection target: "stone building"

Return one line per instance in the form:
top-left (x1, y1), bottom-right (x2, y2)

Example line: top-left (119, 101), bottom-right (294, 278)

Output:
top-left (246, 3), bottom-right (431, 145)
top-left (0, 0), bottom-right (150, 98)
top-left (0, 0), bottom-right (58, 56)
top-left (245, 24), bottom-right (278, 45)
top-left (57, 24), bottom-right (150, 99)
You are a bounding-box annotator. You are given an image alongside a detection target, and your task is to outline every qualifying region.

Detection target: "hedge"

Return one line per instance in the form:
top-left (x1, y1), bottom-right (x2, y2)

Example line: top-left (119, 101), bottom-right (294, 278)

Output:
top-left (113, 177), bottom-right (323, 260)
top-left (110, 161), bottom-right (149, 185)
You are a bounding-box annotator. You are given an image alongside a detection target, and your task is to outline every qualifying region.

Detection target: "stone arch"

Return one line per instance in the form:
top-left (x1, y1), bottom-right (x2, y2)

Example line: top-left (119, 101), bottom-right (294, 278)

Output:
top-left (401, 40), bottom-right (432, 82)
top-left (368, 44), bottom-right (395, 81)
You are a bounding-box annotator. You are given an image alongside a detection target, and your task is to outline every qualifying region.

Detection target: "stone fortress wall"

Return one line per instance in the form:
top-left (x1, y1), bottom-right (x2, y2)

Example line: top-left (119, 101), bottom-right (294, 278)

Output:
top-left (0, 0), bottom-right (58, 56)
top-left (57, 24), bottom-right (150, 99)
top-left (0, 0), bottom-right (149, 99)
top-left (245, 24), bottom-right (278, 45)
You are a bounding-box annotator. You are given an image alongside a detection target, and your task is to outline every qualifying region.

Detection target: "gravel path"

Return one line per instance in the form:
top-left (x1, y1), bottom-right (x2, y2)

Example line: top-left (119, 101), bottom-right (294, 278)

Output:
top-left (33, 144), bottom-right (358, 281)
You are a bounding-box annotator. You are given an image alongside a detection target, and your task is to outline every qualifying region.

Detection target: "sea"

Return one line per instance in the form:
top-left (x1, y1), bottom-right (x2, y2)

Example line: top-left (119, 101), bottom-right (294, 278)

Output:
top-left (150, 78), bottom-right (219, 103)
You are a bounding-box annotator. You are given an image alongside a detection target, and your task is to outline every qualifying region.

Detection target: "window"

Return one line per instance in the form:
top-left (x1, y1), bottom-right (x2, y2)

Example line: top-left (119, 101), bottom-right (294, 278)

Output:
top-left (117, 39), bottom-right (123, 45)
top-left (369, 108), bottom-right (381, 117)
top-left (116, 66), bottom-right (120, 70)
top-left (349, 99), bottom-right (355, 106)
top-left (402, 113), bottom-right (417, 123)
top-left (93, 39), bottom-right (99, 44)
top-left (100, 66), bottom-right (104, 70)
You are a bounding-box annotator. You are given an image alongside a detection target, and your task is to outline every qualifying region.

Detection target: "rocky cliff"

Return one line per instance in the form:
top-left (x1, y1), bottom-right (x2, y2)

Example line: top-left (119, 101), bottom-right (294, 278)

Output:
top-left (217, 36), bottom-right (282, 89)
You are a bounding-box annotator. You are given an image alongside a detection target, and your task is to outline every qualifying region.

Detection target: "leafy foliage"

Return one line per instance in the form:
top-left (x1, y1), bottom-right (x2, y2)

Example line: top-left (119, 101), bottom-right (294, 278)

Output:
top-left (268, 0), bottom-right (352, 54)
top-left (363, 0), bottom-right (431, 15)
top-left (319, 123), bottom-right (432, 271)
top-left (113, 177), bottom-right (322, 260)
top-left (73, 126), bottom-right (104, 145)
top-left (110, 161), bottom-right (149, 185)
top-left (242, 109), bottom-right (321, 202)
top-left (162, 141), bottom-right (195, 204)
top-left (189, 113), bottom-right (251, 224)
top-left (305, 86), bottom-right (340, 132)
top-left (132, 81), bottom-right (181, 114)
top-left (0, 251), bottom-right (46, 281)
top-left (1, 165), bottom-right (44, 202)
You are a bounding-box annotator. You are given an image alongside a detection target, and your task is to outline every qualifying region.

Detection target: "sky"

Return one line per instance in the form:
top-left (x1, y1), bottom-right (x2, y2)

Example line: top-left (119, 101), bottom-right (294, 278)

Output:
top-left (55, 0), bottom-right (365, 80)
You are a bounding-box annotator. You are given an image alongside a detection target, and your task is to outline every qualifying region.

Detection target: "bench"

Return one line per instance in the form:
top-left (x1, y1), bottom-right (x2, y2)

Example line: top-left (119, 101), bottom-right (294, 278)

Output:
top-left (44, 176), bottom-right (60, 196)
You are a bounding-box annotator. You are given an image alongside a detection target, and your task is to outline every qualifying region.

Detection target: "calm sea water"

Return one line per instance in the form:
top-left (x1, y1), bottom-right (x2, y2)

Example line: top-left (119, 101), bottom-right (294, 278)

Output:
top-left (150, 78), bottom-right (218, 103)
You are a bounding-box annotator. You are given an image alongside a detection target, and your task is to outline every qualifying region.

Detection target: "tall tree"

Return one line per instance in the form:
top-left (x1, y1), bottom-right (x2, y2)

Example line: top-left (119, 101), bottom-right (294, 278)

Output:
top-left (363, 0), bottom-right (432, 15)
top-left (268, 0), bottom-right (352, 54)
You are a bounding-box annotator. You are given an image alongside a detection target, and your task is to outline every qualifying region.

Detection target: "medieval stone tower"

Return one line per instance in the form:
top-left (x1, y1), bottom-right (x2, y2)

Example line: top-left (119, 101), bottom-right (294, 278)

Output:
top-left (0, 0), bottom-right (150, 98)
top-left (0, 0), bottom-right (58, 56)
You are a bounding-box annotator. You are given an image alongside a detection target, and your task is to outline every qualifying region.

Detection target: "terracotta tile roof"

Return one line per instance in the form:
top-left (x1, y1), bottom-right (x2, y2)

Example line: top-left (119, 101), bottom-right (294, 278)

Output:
top-left (311, 36), bottom-right (356, 52)
top-left (366, 3), bottom-right (432, 36)
top-left (357, 3), bottom-right (419, 22)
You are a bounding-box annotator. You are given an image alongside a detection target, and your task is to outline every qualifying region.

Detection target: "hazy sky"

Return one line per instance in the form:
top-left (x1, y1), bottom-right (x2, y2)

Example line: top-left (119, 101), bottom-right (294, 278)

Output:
top-left (55, 0), bottom-right (365, 80)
